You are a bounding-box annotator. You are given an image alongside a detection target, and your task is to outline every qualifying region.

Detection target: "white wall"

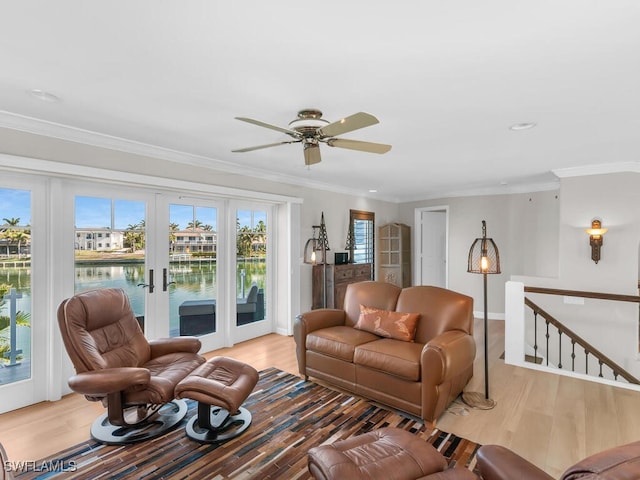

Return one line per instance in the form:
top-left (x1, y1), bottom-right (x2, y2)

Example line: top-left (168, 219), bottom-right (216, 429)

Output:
top-left (398, 189), bottom-right (560, 318)
top-left (514, 173), bottom-right (640, 377)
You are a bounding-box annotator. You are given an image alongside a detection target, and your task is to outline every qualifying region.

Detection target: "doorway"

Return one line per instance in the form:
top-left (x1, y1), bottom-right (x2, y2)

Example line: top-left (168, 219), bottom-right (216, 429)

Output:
top-left (414, 207), bottom-right (448, 287)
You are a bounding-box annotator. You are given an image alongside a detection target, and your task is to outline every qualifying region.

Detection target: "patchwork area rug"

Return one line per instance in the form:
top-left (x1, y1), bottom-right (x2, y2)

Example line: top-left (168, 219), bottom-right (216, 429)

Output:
top-left (15, 368), bottom-right (480, 479)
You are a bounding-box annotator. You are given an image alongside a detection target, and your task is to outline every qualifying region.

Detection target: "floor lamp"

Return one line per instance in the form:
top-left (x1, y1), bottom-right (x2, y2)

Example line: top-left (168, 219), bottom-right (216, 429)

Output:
top-left (463, 220), bottom-right (500, 410)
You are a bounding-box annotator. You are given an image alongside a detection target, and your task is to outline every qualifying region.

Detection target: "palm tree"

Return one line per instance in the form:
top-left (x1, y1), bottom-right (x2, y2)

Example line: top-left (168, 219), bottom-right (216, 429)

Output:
top-left (169, 222), bottom-right (179, 252)
top-left (187, 219), bottom-right (203, 230)
top-left (2, 217), bottom-right (20, 228)
top-left (1, 218), bottom-right (28, 257)
top-left (124, 221), bottom-right (145, 252)
top-left (8, 230), bottom-right (30, 259)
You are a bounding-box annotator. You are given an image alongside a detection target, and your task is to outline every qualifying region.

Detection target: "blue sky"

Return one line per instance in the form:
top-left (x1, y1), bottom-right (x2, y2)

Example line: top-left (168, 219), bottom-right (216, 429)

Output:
top-left (0, 188), bottom-right (30, 225)
top-left (1, 190), bottom-right (266, 231)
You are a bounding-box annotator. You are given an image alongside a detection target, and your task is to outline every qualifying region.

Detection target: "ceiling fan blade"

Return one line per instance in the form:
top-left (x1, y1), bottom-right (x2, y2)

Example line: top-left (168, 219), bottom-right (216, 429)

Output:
top-left (327, 138), bottom-right (392, 154)
top-left (318, 112), bottom-right (380, 138)
top-left (304, 143), bottom-right (322, 166)
top-left (235, 117), bottom-right (301, 137)
top-left (232, 140), bottom-right (300, 153)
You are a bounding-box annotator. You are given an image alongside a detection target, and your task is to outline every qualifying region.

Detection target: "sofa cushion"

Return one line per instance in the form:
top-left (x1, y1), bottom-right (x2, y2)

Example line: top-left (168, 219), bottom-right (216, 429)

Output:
top-left (354, 338), bottom-right (423, 381)
top-left (355, 305), bottom-right (420, 342)
top-left (307, 326), bottom-right (380, 362)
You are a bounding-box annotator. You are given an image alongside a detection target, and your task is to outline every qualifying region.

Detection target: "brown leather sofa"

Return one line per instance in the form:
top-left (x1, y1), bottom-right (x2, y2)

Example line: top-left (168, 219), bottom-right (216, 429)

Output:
top-left (476, 441), bottom-right (640, 479)
top-left (294, 281), bottom-right (475, 423)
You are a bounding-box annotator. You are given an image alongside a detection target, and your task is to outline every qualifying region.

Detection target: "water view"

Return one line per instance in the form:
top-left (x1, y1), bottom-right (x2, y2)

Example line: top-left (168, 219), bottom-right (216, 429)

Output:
top-left (0, 259), bottom-right (266, 336)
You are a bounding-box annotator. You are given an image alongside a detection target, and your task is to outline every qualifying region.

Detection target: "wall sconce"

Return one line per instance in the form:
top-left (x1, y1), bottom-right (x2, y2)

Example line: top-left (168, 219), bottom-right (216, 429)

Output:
top-left (585, 219), bottom-right (608, 264)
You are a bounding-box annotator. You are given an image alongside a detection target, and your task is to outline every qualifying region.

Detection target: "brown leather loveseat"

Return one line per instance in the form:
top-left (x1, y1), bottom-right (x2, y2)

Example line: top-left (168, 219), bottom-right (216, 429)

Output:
top-left (294, 281), bottom-right (475, 423)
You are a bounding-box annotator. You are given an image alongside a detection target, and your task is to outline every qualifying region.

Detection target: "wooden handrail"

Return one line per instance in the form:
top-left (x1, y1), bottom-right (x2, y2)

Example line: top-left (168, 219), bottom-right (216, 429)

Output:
top-left (524, 297), bottom-right (640, 384)
top-left (524, 286), bottom-right (640, 304)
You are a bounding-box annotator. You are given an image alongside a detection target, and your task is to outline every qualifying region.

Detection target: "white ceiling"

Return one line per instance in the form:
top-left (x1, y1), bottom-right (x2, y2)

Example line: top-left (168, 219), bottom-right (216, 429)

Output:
top-left (1, 1), bottom-right (639, 202)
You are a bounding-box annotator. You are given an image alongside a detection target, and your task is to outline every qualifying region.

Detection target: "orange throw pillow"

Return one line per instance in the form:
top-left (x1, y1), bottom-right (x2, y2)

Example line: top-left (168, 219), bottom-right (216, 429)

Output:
top-left (355, 305), bottom-right (420, 342)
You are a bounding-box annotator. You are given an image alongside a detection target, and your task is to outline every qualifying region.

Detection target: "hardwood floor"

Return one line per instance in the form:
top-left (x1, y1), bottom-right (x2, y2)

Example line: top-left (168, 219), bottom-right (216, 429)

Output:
top-left (1, 321), bottom-right (639, 477)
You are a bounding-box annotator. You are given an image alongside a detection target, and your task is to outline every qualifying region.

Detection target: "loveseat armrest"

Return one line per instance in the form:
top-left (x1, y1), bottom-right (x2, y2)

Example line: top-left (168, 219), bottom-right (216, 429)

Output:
top-left (68, 367), bottom-right (151, 396)
top-left (476, 445), bottom-right (554, 480)
top-left (149, 336), bottom-right (202, 358)
top-left (296, 309), bottom-right (346, 334)
top-left (420, 330), bottom-right (476, 422)
top-left (422, 330), bottom-right (476, 384)
top-left (294, 309), bottom-right (346, 377)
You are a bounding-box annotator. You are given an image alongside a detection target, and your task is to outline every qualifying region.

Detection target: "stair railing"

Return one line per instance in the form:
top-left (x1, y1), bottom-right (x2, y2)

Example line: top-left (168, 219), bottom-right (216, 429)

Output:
top-left (524, 286), bottom-right (640, 385)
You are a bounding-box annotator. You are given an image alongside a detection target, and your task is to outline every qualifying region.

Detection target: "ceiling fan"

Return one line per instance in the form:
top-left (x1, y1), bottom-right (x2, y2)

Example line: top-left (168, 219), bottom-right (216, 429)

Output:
top-left (232, 109), bottom-right (392, 166)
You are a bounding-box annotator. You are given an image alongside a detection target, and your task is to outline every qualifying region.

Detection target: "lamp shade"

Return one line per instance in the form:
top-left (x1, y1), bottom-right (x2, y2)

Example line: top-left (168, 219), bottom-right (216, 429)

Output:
top-left (467, 220), bottom-right (501, 274)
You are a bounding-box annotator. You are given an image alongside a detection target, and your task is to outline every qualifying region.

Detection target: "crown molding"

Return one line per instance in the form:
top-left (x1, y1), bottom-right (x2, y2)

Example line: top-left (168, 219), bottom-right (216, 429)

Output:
top-left (552, 162), bottom-right (640, 178)
top-left (0, 110), bottom-right (383, 200)
top-left (2, 110), bottom-right (611, 205)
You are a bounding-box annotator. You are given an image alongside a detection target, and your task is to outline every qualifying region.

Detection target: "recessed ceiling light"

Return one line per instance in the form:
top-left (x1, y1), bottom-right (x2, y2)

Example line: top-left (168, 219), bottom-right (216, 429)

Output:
top-left (509, 122), bottom-right (536, 131)
top-left (28, 89), bottom-right (60, 103)
top-left (368, 189), bottom-right (378, 193)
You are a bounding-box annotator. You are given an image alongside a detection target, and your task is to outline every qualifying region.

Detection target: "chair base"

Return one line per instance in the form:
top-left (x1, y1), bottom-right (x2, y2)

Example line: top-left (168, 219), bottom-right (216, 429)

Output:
top-left (185, 405), bottom-right (252, 443)
top-left (90, 399), bottom-right (188, 445)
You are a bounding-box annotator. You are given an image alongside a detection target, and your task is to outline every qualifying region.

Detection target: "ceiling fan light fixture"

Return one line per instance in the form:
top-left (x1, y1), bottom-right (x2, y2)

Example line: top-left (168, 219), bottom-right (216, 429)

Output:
top-left (288, 109), bottom-right (329, 133)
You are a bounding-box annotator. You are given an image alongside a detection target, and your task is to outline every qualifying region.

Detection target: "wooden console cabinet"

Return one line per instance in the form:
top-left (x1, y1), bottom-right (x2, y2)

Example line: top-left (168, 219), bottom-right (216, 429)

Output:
top-left (312, 263), bottom-right (372, 309)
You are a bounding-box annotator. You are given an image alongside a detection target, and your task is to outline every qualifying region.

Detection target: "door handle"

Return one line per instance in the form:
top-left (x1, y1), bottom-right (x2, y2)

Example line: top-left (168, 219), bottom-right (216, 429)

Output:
top-left (163, 268), bottom-right (175, 291)
top-left (137, 269), bottom-right (155, 293)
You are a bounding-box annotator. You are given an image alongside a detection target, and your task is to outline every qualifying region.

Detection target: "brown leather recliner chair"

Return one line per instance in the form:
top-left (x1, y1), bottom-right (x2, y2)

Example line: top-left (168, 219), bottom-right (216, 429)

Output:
top-left (57, 288), bottom-right (206, 445)
top-left (476, 441), bottom-right (640, 479)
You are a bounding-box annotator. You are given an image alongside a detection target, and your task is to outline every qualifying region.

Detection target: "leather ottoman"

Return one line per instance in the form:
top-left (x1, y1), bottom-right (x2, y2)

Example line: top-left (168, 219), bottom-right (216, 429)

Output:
top-left (308, 427), bottom-right (477, 479)
top-left (175, 356), bottom-right (258, 443)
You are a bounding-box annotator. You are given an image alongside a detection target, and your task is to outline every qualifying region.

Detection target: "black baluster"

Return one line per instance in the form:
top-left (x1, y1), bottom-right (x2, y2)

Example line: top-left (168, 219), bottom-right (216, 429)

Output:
top-left (545, 321), bottom-right (550, 366)
top-left (585, 350), bottom-right (589, 375)
top-left (558, 330), bottom-right (563, 369)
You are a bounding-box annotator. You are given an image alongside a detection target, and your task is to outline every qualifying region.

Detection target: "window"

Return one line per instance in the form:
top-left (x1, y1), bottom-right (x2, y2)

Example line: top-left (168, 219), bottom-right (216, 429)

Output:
top-left (349, 209), bottom-right (375, 277)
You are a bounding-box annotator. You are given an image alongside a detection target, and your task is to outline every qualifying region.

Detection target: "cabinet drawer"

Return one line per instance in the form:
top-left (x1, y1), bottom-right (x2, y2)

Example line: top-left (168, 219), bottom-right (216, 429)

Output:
top-left (355, 265), bottom-right (371, 278)
top-left (335, 268), bottom-right (354, 281)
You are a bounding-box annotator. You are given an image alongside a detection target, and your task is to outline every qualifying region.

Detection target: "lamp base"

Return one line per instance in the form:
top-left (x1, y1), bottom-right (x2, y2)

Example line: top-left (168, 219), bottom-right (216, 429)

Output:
top-left (462, 391), bottom-right (496, 410)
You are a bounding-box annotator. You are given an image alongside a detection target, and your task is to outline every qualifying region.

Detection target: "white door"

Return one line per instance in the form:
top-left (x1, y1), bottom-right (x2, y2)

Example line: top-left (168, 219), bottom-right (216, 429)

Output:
top-left (72, 187), bottom-right (228, 352)
top-left (156, 196), bottom-right (226, 352)
top-left (415, 208), bottom-right (447, 287)
top-left (231, 203), bottom-right (272, 344)
top-left (0, 175), bottom-right (47, 413)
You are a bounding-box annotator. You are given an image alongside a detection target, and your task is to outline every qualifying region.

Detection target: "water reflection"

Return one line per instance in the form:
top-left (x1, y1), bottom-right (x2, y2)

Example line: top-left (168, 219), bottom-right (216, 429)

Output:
top-left (1, 260), bottom-right (266, 334)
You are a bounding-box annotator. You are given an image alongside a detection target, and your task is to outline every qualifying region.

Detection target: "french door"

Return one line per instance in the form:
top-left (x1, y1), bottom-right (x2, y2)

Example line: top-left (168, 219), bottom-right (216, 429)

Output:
top-left (71, 185), bottom-right (270, 353)
top-left (0, 174), bottom-right (47, 413)
top-left (232, 203), bottom-right (272, 343)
